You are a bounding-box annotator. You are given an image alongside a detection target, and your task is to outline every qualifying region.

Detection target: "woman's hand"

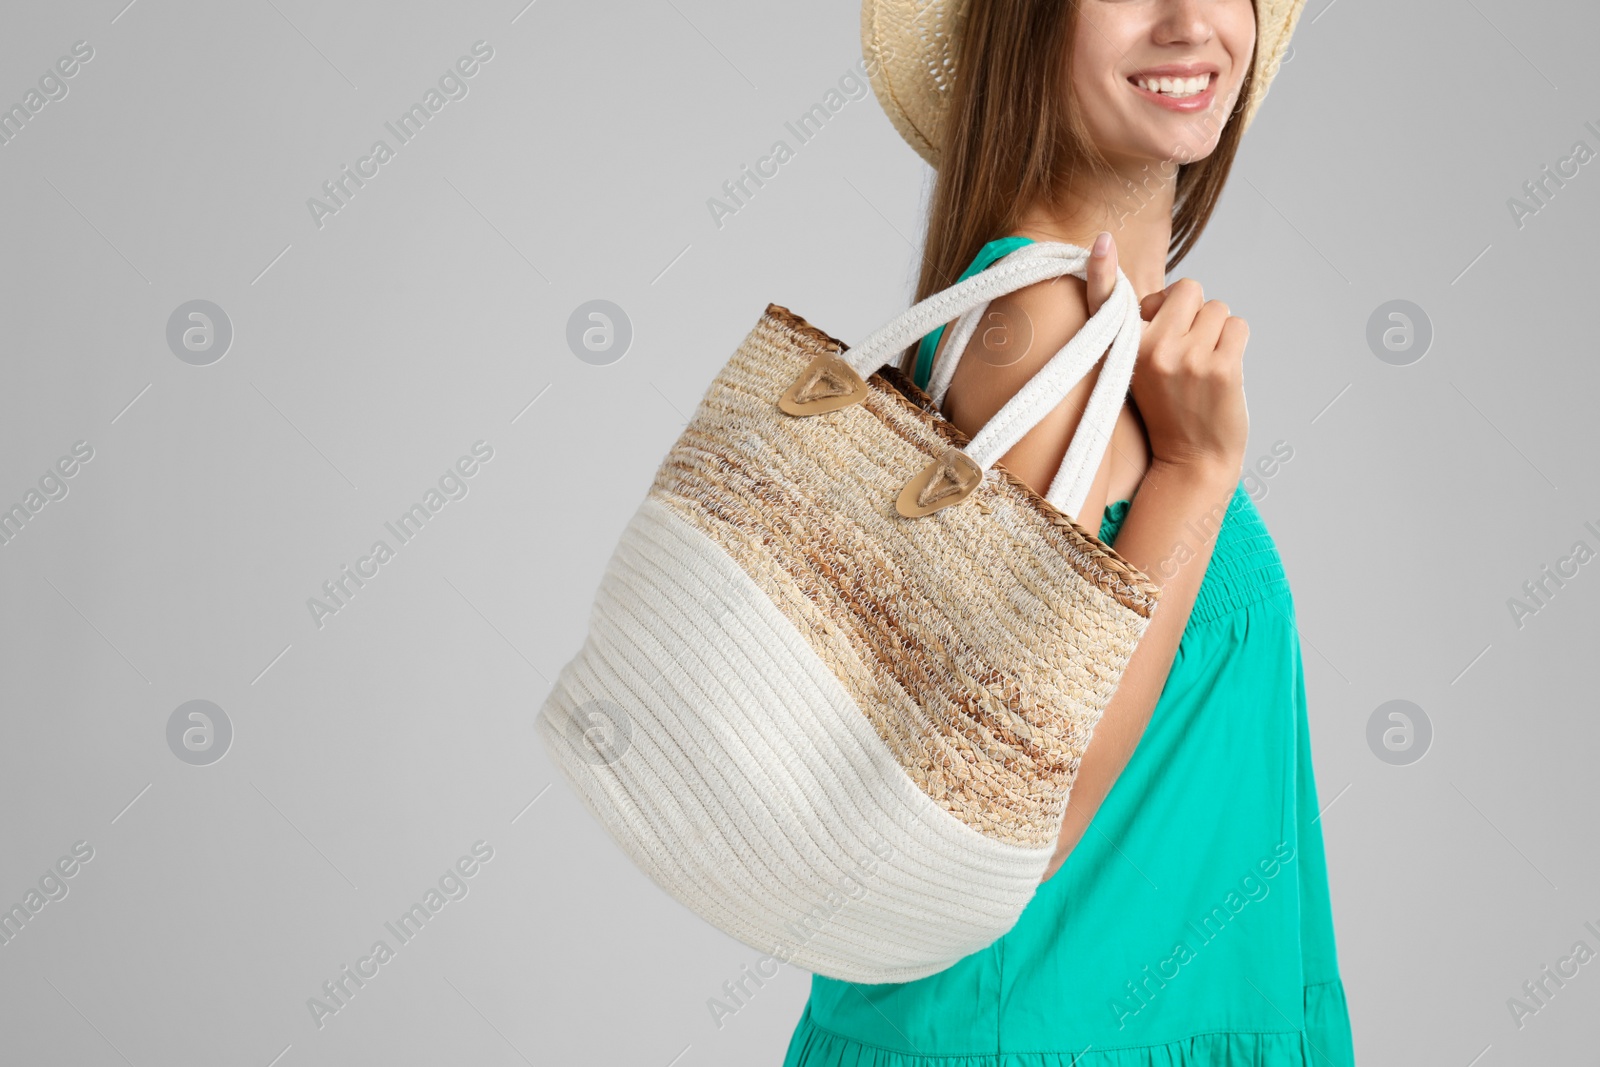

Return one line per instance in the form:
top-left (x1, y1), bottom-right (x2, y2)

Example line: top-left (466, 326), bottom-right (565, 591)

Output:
top-left (1088, 232), bottom-right (1250, 481)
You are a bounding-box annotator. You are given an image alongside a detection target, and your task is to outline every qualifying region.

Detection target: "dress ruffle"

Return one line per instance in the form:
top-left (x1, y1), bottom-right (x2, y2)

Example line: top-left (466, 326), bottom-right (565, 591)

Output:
top-left (784, 978), bottom-right (1355, 1067)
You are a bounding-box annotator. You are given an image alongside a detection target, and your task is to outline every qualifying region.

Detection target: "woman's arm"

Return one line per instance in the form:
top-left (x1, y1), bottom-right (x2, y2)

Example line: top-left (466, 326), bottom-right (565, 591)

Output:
top-left (933, 235), bottom-right (1249, 884)
top-left (1040, 256), bottom-right (1251, 881)
top-left (941, 285), bottom-right (1233, 882)
top-left (1039, 456), bottom-right (1237, 882)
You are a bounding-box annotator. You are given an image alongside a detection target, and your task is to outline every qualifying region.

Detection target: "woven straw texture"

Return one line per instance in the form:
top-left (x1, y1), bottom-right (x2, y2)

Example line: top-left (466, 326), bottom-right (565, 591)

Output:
top-left (656, 305), bottom-right (1154, 846)
top-left (536, 303), bottom-right (1159, 981)
top-left (862, 0), bottom-right (1309, 168)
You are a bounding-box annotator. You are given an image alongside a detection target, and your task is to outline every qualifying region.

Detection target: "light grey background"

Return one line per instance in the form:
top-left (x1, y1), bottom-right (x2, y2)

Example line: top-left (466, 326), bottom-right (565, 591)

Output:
top-left (0, 0), bottom-right (1595, 1064)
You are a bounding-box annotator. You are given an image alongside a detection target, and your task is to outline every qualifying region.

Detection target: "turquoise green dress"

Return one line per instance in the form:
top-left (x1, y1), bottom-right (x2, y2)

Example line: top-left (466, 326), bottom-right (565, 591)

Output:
top-left (782, 237), bottom-right (1356, 1066)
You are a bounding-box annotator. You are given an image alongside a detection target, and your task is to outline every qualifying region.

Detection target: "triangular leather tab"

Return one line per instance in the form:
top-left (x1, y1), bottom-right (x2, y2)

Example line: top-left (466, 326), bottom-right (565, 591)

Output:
top-left (778, 351), bottom-right (868, 415)
top-left (794, 361), bottom-right (855, 404)
top-left (897, 447), bottom-right (982, 517)
top-left (918, 454), bottom-right (970, 509)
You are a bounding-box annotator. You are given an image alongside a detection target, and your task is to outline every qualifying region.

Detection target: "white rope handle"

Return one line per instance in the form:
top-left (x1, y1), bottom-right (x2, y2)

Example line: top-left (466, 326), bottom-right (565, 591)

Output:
top-left (848, 241), bottom-right (1142, 518)
top-left (926, 242), bottom-right (1142, 516)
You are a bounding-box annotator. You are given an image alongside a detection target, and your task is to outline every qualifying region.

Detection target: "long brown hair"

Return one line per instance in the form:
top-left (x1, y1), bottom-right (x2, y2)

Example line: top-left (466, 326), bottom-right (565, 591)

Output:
top-left (898, 0), bottom-right (1256, 376)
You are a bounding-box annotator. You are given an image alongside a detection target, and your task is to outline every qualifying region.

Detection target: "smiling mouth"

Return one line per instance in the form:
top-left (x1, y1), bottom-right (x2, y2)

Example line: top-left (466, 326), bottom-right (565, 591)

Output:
top-left (1129, 73), bottom-right (1215, 98)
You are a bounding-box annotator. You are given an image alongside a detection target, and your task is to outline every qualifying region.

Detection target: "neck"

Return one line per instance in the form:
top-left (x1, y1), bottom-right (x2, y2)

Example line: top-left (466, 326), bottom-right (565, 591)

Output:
top-left (1013, 161), bottom-right (1176, 299)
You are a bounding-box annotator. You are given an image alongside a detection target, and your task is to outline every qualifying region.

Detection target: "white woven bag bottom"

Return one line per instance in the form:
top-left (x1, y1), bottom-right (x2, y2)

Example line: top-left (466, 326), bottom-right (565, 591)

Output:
top-left (536, 492), bottom-right (1051, 985)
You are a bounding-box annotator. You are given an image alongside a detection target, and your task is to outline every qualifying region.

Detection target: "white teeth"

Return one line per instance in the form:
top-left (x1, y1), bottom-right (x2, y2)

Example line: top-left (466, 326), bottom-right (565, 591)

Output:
top-left (1136, 74), bottom-right (1210, 98)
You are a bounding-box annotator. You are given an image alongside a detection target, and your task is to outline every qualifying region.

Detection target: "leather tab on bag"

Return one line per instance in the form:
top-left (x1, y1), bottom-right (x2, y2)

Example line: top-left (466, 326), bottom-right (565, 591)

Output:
top-left (778, 350), bottom-right (869, 415)
top-left (898, 447), bottom-right (983, 517)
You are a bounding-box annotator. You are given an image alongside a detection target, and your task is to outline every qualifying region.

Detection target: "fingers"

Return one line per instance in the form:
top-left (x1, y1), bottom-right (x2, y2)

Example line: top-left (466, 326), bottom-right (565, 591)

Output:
top-left (1085, 231), bottom-right (1117, 317)
top-left (1190, 299), bottom-right (1231, 353)
top-left (1157, 277), bottom-right (1205, 329)
top-left (1129, 278), bottom-right (1246, 373)
top-left (1218, 315), bottom-right (1251, 363)
top-left (1138, 281), bottom-right (1240, 373)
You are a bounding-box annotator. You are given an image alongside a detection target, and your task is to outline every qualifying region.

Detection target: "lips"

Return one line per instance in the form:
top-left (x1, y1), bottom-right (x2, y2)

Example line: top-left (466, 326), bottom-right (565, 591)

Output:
top-left (1127, 62), bottom-right (1221, 81)
top-left (1132, 73), bottom-right (1211, 98)
top-left (1126, 65), bottom-right (1220, 113)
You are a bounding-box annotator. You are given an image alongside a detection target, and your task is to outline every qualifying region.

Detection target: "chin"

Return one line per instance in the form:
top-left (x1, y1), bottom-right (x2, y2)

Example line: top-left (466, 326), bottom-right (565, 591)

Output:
top-left (1100, 135), bottom-right (1216, 172)
top-left (1172, 135), bottom-right (1225, 164)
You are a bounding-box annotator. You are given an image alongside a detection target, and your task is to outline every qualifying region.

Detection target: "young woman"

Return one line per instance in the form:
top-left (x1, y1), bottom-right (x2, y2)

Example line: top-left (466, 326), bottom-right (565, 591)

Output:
top-left (783, 0), bottom-right (1355, 1063)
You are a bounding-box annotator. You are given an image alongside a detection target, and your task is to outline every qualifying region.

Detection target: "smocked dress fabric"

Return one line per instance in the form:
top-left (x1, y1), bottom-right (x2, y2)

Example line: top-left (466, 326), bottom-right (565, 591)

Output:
top-left (782, 238), bottom-right (1355, 1066)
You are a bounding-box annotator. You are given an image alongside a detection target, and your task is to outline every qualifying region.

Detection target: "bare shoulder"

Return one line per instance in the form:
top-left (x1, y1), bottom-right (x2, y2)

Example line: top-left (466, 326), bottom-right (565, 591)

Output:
top-left (942, 272), bottom-right (1109, 508)
top-left (945, 273), bottom-right (1095, 421)
top-left (994, 274), bottom-right (1093, 368)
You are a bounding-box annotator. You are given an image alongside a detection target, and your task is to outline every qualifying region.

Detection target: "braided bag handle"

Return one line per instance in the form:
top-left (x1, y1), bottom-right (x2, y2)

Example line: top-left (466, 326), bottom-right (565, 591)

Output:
top-left (842, 241), bottom-right (1141, 518)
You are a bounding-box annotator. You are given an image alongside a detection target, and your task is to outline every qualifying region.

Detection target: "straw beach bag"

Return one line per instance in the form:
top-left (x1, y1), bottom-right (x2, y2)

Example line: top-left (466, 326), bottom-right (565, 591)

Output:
top-left (536, 241), bottom-right (1160, 984)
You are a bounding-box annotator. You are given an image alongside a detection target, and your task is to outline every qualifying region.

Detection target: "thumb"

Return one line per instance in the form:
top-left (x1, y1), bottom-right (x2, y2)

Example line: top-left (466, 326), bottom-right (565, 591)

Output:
top-left (1085, 231), bottom-right (1116, 317)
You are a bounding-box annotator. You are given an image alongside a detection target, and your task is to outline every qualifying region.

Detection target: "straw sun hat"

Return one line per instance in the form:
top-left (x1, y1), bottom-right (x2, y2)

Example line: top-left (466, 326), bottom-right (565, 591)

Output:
top-left (861, 0), bottom-right (1308, 167)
